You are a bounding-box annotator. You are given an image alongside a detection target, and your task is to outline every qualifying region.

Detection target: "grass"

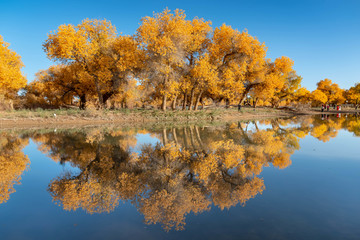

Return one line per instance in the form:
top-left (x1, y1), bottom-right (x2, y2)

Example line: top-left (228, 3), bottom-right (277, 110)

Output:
top-left (0, 106), bottom-right (301, 123)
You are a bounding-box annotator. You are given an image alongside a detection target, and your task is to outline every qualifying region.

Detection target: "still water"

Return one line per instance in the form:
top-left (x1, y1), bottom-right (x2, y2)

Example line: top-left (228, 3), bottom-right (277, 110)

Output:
top-left (0, 115), bottom-right (359, 240)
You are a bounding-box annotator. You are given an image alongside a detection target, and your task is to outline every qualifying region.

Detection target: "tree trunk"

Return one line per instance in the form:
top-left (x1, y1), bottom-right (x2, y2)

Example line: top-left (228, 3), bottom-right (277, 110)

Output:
top-left (102, 92), bottom-right (113, 108)
top-left (238, 83), bottom-right (260, 105)
top-left (182, 91), bottom-right (188, 111)
top-left (161, 94), bottom-right (167, 111)
top-left (171, 95), bottom-right (177, 110)
top-left (194, 91), bottom-right (203, 111)
top-left (79, 95), bottom-right (86, 110)
top-left (200, 96), bottom-right (205, 110)
top-left (225, 98), bottom-right (230, 109)
top-left (253, 98), bottom-right (258, 108)
top-left (189, 88), bottom-right (195, 111)
top-left (95, 80), bottom-right (104, 109)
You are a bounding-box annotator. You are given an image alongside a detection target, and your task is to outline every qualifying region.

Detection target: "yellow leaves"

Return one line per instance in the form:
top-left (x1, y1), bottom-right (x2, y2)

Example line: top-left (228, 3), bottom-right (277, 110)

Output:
top-left (190, 53), bottom-right (218, 89)
top-left (112, 36), bottom-right (144, 72)
top-left (315, 78), bottom-right (345, 104)
top-left (44, 19), bottom-right (116, 62)
top-left (274, 56), bottom-right (294, 76)
top-left (44, 19), bottom-right (145, 108)
top-left (311, 89), bottom-right (328, 104)
top-left (185, 17), bottom-right (212, 55)
top-left (345, 84), bottom-right (360, 104)
top-left (208, 24), bottom-right (267, 102)
top-left (137, 8), bottom-right (188, 58)
top-left (0, 35), bottom-right (27, 97)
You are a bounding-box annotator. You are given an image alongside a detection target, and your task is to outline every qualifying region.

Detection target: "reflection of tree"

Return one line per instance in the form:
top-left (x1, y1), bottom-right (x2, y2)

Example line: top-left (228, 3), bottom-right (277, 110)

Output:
top-left (22, 114), bottom-right (359, 231)
top-left (42, 119), bottom-right (312, 231)
top-left (309, 114), bottom-right (360, 141)
top-left (342, 114), bottom-right (360, 137)
top-left (2, 114), bottom-right (360, 225)
top-left (310, 116), bottom-right (344, 142)
top-left (29, 129), bottom-right (136, 214)
top-left (0, 133), bottom-right (29, 204)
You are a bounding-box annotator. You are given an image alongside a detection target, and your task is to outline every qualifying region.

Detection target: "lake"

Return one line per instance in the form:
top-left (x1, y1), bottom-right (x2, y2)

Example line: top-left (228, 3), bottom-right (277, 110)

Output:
top-left (0, 114), bottom-right (359, 239)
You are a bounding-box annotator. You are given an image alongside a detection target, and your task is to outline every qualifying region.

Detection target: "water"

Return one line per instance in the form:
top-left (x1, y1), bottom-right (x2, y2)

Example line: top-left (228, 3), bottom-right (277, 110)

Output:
top-left (0, 115), bottom-right (359, 239)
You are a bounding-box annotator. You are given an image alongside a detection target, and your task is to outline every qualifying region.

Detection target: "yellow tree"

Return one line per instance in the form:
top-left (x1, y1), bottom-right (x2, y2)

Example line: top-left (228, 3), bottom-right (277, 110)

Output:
top-left (0, 35), bottom-right (27, 98)
top-left (291, 87), bottom-right (311, 106)
top-left (189, 54), bottom-right (218, 110)
top-left (136, 9), bottom-right (189, 111)
top-left (345, 83), bottom-right (360, 108)
top-left (256, 57), bottom-right (301, 108)
top-left (110, 78), bottom-right (141, 109)
top-left (180, 17), bottom-right (212, 110)
top-left (44, 19), bottom-right (143, 108)
top-left (208, 24), bottom-right (267, 106)
top-left (311, 89), bottom-right (328, 106)
top-left (25, 64), bottom-right (95, 109)
top-left (316, 79), bottom-right (345, 105)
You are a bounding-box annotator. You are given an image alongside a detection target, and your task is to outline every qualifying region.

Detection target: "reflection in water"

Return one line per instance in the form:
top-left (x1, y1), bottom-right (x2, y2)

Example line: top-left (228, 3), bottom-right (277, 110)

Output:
top-left (1, 114), bottom-right (360, 231)
top-left (0, 133), bottom-right (29, 204)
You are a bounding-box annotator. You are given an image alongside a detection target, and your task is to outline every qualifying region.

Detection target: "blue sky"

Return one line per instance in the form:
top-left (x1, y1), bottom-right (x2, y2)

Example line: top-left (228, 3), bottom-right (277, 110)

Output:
top-left (1, 0), bottom-right (359, 90)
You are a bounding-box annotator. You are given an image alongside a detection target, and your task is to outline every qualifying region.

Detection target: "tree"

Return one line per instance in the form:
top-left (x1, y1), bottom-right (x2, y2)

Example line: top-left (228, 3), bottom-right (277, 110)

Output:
top-left (180, 17), bottom-right (212, 110)
top-left (44, 19), bottom-right (143, 108)
top-left (208, 24), bottom-right (267, 106)
top-left (291, 87), bottom-right (311, 105)
top-left (315, 79), bottom-right (345, 105)
top-left (25, 64), bottom-right (95, 109)
top-left (0, 35), bottom-right (27, 98)
top-left (189, 54), bottom-right (217, 110)
top-left (345, 83), bottom-right (360, 108)
top-left (311, 89), bottom-right (328, 106)
top-left (263, 57), bottom-right (300, 108)
top-left (136, 9), bottom-right (189, 111)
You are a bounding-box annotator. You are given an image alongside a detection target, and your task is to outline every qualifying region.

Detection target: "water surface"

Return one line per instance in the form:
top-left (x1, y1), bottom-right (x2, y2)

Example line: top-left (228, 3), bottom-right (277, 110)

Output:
top-left (1, 115), bottom-right (359, 239)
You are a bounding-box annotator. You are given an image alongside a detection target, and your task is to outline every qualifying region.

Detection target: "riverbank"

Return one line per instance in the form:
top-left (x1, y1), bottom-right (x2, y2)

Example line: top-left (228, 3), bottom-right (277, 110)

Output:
top-left (0, 107), bottom-right (359, 128)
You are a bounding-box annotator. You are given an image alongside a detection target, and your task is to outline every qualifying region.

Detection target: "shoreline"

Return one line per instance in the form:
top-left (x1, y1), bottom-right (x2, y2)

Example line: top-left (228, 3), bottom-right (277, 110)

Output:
top-left (1, 107), bottom-right (359, 128)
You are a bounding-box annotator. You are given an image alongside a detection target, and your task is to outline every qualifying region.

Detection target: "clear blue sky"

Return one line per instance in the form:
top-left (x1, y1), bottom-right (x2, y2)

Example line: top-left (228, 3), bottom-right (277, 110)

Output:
top-left (1, 0), bottom-right (359, 90)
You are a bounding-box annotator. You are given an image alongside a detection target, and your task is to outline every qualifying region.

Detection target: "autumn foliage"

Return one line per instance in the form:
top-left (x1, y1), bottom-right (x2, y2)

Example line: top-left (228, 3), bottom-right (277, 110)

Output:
top-left (1, 9), bottom-right (358, 110)
top-left (24, 9), bottom-right (306, 110)
top-left (0, 35), bottom-right (27, 109)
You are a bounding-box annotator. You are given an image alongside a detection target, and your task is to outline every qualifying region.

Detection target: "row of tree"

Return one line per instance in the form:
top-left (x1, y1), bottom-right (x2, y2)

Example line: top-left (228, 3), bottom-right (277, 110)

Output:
top-left (1, 9), bottom-right (359, 110)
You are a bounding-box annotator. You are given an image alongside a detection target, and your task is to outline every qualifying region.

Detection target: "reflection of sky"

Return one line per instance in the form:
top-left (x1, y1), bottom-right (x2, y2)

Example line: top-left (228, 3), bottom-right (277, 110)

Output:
top-left (299, 129), bottom-right (360, 161)
top-left (131, 133), bottom-right (160, 153)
